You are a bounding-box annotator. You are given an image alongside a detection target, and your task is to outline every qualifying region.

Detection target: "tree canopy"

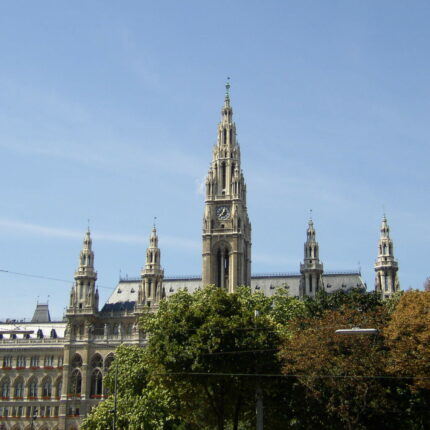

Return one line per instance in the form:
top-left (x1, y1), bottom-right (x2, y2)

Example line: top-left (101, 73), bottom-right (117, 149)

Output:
top-left (83, 287), bottom-right (430, 430)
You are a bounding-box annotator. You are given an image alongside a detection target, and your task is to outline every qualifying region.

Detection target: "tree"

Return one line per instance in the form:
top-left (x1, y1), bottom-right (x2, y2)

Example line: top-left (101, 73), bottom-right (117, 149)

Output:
top-left (279, 303), bottom-right (398, 430)
top-left (82, 345), bottom-right (181, 430)
top-left (140, 286), bottom-right (304, 430)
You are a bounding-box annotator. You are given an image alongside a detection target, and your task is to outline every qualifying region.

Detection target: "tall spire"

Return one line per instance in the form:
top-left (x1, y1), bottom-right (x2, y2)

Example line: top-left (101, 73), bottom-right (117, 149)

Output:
top-left (137, 226), bottom-right (164, 311)
top-left (300, 216), bottom-right (324, 298)
top-left (375, 215), bottom-right (400, 299)
top-left (202, 83), bottom-right (252, 291)
top-left (68, 230), bottom-right (98, 314)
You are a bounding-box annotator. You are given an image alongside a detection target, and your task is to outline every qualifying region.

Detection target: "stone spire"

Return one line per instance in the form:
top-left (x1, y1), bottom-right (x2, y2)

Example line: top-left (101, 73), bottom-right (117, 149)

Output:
top-left (137, 226), bottom-right (164, 310)
top-left (202, 80), bottom-right (251, 291)
top-left (299, 216), bottom-right (324, 298)
top-left (68, 229), bottom-right (98, 314)
top-left (374, 215), bottom-right (400, 299)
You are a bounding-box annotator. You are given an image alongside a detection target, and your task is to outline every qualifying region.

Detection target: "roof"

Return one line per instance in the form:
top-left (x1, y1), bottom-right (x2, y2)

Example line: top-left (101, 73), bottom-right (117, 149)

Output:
top-left (103, 271), bottom-right (365, 311)
top-left (31, 303), bottom-right (51, 323)
top-left (0, 322), bottom-right (66, 339)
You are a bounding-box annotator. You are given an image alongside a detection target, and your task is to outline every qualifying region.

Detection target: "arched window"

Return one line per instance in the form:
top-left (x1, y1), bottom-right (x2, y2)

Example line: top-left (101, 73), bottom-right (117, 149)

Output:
top-left (28, 377), bottom-right (38, 398)
top-left (90, 354), bottom-right (103, 369)
top-left (1, 378), bottom-right (10, 398)
top-left (90, 369), bottom-right (103, 397)
top-left (55, 378), bottom-right (62, 398)
top-left (71, 354), bottom-right (83, 368)
top-left (104, 354), bottom-right (114, 371)
top-left (70, 370), bottom-right (82, 395)
top-left (14, 377), bottom-right (24, 398)
top-left (37, 329), bottom-right (44, 339)
top-left (42, 377), bottom-right (52, 398)
top-left (50, 329), bottom-right (57, 338)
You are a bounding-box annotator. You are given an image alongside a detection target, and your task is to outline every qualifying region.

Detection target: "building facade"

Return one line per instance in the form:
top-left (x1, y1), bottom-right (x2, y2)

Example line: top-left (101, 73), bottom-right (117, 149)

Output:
top-left (0, 85), bottom-right (400, 429)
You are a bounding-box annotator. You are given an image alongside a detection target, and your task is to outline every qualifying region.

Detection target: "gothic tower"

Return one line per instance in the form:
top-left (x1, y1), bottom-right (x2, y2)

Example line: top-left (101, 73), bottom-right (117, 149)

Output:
top-left (202, 81), bottom-right (251, 292)
top-left (299, 217), bottom-right (324, 298)
top-left (374, 215), bottom-right (400, 299)
top-left (67, 229), bottom-right (98, 314)
top-left (137, 226), bottom-right (164, 310)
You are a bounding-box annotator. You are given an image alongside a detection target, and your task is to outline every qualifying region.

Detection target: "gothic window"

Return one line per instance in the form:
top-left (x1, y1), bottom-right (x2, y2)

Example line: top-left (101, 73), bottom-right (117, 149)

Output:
top-left (91, 354), bottom-right (103, 369)
top-left (384, 275), bottom-right (389, 291)
top-left (44, 355), bottom-right (54, 367)
top-left (309, 277), bottom-right (313, 293)
top-left (28, 377), bottom-right (38, 398)
top-left (148, 280), bottom-right (152, 297)
top-left (1, 378), bottom-right (10, 398)
top-left (223, 128), bottom-right (226, 144)
top-left (30, 355), bottom-right (39, 367)
top-left (104, 354), bottom-right (115, 371)
top-left (55, 378), bottom-right (62, 398)
top-left (13, 377), bottom-right (24, 398)
top-left (17, 356), bottom-right (26, 368)
top-left (70, 369), bottom-right (82, 395)
top-left (58, 356), bottom-right (63, 367)
top-left (90, 369), bottom-right (103, 397)
top-left (221, 162), bottom-right (226, 189)
top-left (42, 377), bottom-right (52, 398)
top-left (2, 355), bottom-right (12, 368)
top-left (71, 353), bottom-right (83, 368)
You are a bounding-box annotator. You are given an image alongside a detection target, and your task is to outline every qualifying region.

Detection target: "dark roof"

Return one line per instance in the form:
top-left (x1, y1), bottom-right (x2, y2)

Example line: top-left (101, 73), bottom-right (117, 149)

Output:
top-left (31, 303), bottom-right (51, 323)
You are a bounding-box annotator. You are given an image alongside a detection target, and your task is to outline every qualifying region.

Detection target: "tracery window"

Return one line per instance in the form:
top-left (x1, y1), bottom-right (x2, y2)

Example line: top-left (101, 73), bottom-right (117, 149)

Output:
top-left (70, 370), bottom-right (82, 395)
top-left (1, 378), bottom-right (10, 398)
top-left (14, 378), bottom-right (24, 398)
top-left (28, 378), bottom-right (38, 398)
top-left (30, 356), bottom-right (39, 367)
top-left (2, 356), bottom-right (12, 368)
top-left (42, 377), bottom-right (52, 398)
top-left (90, 369), bottom-right (103, 397)
top-left (16, 356), bottom-right (26, 368)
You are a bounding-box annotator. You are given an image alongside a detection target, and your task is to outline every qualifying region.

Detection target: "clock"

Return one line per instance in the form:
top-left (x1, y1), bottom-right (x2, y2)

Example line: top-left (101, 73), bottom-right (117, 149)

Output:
top-left (216, 206), bottom-right (230, 220)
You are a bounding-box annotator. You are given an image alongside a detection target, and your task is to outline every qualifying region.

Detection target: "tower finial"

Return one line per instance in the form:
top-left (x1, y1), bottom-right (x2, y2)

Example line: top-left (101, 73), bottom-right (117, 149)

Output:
top-left (309, 209), bottom-right (313, 221)
top-left (153, 216), bottom-right (157, 229)
top-left (87, 218), bottom-right (90, 233)
top-left (225, 77), bottom-right (231, 98)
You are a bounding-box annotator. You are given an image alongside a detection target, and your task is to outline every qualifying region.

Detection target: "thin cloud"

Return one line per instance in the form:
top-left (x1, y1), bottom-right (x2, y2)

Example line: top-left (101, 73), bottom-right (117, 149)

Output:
top-left (0, 219), bottom-right (200, 251)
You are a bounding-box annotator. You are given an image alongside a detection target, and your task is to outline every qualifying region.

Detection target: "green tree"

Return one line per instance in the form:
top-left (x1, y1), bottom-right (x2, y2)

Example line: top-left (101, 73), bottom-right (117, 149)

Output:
top-left (82, 345), bottom-right (182, 430)
top-left (140, 285), bottom-right (304, 430)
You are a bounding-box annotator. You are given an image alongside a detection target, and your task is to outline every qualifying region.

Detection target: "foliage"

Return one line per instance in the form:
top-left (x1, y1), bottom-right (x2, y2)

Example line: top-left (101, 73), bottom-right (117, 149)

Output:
top-left (82, 345), bottom-right (181, 430)
top-left (140, 285), bottom-right (304, 430)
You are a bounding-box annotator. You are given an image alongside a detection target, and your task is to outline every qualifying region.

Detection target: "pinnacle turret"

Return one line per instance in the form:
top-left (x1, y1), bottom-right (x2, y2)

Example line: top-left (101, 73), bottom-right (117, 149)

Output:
top-left (375, 215), bottom-right (400, 299)
top-left (67, 229), bottom-right (98, 314)
top-left (300, 216), bottom-right (324, 297)
top-left (137, 226), bottom-right (164, 311)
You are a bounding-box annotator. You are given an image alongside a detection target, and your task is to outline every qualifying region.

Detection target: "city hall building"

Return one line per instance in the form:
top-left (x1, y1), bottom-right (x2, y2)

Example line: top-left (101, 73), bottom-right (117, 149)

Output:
top-left (0, 85), bottom-right (400, 429)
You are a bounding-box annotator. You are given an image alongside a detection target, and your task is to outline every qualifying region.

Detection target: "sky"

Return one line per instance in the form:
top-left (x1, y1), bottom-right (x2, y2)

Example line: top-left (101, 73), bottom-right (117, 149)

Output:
top-left (0, 1), bottom-right (429, 320)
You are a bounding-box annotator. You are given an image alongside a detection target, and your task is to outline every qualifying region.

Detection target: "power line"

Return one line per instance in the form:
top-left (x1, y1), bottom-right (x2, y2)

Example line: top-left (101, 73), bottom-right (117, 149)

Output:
top-left (0, 269), bottom-right (115, 290)
top-left (155, 371), bottom-right (430, 380)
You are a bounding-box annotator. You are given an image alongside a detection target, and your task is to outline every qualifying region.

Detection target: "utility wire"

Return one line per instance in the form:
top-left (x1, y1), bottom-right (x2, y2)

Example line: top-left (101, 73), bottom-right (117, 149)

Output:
top-left (155, 371), bottom-right (430, 380)
top-left (0, 269), bottom-right (115, 290)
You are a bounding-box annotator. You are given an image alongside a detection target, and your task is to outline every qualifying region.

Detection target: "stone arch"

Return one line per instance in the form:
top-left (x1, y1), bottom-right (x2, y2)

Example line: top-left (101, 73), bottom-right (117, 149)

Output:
top-left (70, 353), bottom-right (83, 368)
top-left (90, 353), bottom-right (103, 369)
top-left (104, 353), bottom-right (115, 371)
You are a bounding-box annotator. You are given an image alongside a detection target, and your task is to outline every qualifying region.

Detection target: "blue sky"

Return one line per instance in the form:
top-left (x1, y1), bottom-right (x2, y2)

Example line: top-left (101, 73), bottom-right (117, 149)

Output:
top-left (1, 1), bottom-right (429, 320)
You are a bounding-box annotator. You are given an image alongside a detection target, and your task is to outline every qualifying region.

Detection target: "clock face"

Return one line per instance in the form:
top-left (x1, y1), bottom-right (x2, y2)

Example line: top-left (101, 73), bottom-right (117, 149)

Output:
top-left (216, 206), bottom-right (230, 220)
